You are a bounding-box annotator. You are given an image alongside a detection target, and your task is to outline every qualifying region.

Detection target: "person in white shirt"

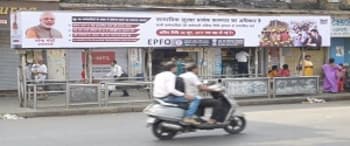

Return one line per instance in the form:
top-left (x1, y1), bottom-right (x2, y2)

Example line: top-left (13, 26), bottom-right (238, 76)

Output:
top-left (106, 60), bottom-right (129, 97)
top-left (31, 59), bottom-right (47, 83)
top-left (180, 63), bottom-right (222, 124)
top-left (235, 50), bottom-right (250, 77)
top-left (106, 60), bottom-right (123, 78)
top-left (153, 62), bottom-right (201, 125)
top-left (31, 59), bottom-right (48, 100)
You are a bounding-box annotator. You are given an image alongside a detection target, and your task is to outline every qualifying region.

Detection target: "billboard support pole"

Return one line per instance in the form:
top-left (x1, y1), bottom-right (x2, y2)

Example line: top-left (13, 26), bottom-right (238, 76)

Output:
top-left (255, 48), bottom-right (259, 77)
top-left (301, 47), bottom-right (305, 76)
top-left (88, 48), bottom-right (93, 83)
top-left (147, 48), bottom-right (152, 82)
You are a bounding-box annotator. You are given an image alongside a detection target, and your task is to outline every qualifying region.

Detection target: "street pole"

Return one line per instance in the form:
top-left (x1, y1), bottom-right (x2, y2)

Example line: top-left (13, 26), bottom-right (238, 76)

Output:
top-left (83, 49), bottom-right (88, 83)
top-left (255, 48), bottom-right (259, 77)
top-left (248, 48), bottom-right (252, 77)
top-left (147, 48), bottom-right (153, 99)
top-left (147, 48), bottom-right (152, 82)
top-left (20, 53), bottom-right (26, 107)
top-left (88, 48), bottom-right (93, 83)
top-left (301, 47), bottom-right (305, 76)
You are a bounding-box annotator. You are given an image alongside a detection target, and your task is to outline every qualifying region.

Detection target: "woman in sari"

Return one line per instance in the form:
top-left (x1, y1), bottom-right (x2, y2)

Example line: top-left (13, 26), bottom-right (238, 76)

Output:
top-left (322, 58), bottom-right (340, 93)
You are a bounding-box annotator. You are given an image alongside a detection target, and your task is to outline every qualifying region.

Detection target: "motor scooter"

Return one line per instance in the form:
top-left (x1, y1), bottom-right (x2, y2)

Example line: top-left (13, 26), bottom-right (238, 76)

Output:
top-left (143, 80), bottom-right (246, 140)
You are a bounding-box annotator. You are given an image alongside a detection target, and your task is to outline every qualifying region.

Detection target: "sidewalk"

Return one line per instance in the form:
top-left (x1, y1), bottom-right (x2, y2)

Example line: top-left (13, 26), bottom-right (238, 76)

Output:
top-left (1, 92), bottom-right (350, 119)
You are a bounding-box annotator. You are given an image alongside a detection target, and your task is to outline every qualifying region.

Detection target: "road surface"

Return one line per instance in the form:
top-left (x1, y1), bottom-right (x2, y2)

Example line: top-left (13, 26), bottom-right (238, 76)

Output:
top-left (1, 101), bottom-right (350, 146)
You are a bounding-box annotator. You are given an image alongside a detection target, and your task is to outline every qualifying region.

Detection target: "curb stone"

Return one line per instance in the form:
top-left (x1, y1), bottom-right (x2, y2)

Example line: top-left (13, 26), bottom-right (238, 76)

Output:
top-left (2, 93), bottom-right (350, 118)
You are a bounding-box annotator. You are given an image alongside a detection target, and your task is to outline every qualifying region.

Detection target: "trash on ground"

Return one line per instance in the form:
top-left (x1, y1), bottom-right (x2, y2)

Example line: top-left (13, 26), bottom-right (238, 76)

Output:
top-left (0, 114), bottom-right (24, 120)
top-left (303, 97), bottom-right (326, 104)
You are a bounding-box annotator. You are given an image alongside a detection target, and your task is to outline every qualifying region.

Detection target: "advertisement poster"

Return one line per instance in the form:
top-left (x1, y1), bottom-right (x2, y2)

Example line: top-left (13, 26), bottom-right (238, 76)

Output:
top-left (11, 11), bottom-right (331, 48)
top-left (81, 51), bottom-right (115, 78)
top-left (336, 46), bottom-right (344, 57)
top-left (332, 17), bottom-right (350, 37)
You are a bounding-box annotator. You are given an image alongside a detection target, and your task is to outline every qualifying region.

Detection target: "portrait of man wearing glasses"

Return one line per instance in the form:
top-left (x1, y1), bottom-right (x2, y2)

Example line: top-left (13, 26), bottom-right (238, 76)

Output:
top-left (25, 12), bottom-right (63, 39)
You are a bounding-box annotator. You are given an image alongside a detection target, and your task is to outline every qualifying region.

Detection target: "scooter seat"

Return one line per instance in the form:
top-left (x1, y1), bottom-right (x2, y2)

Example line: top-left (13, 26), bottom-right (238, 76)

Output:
top-left (154, 99), bottom-right (179, 107)
top-left (154, 99), bottom-right (189, 110)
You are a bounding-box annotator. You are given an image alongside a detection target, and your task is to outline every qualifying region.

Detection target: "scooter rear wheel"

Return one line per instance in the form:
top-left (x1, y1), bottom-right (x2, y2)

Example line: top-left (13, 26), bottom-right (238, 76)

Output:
top-left (152, 121), bottom-right (177, 140)
top-left (224, 116), bottom-right (246, 134)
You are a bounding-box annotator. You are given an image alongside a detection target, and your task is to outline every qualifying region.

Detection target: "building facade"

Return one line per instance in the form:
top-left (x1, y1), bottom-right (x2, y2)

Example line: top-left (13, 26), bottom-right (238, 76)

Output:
top-left (2, 0), bottom-right (350, 90)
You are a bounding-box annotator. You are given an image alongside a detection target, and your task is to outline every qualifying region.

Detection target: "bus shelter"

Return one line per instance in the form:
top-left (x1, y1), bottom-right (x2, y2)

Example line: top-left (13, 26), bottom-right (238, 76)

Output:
top-left (11, 11), bottom-right (330, 109)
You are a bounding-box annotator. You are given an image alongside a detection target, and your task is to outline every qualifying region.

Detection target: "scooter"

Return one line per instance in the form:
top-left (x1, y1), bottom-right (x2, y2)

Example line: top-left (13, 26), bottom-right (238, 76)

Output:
top-left (143, 80), bottom-right (246, 140)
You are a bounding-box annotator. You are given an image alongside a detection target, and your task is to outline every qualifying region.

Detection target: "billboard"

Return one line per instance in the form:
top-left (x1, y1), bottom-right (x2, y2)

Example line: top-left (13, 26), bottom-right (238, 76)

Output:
top-left (331, 17), bottom-right (350, 37)
top-left (11, 11), bottom-right (331, 48)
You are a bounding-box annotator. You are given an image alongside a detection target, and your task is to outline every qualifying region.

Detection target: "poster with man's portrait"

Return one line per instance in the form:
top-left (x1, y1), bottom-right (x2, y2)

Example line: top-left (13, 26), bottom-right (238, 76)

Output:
top-left (336, 46), bottom-right (344, 57)
top-left (25, 11), bottom-right (63, 39)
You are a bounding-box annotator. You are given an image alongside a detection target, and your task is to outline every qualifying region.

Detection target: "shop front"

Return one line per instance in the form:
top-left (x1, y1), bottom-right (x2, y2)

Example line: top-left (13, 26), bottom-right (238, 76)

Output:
top-left (11, 11), bottom-right (331, 82)
top-left (331, 17), bottom-right (350, 65)
top-left (0, 0), bottom-right (59, 90)
top-left (10, 11), bottom-right (333, 106)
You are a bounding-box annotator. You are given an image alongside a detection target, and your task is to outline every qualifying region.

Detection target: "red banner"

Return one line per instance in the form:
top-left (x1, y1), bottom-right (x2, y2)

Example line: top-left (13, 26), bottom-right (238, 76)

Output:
top-left (81, 51), bottom-right (115, 65)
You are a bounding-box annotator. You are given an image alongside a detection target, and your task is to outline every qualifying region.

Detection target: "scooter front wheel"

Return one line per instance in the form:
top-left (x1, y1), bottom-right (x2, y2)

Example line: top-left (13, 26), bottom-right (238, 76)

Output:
top-left (224, 116), bottom-right (246, 134)
top-left (152, 121), bottom-right (177, 140)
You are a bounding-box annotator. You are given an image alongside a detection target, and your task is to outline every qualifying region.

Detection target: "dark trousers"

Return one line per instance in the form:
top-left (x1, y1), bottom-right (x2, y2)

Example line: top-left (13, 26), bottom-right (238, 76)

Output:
top-left (238, 62), bottom-right (248, 77)
top-left (196, 98), bottom-right (223, 122)
top-left (108, 89), bottom-right (129, 96)
top-left (108, 74), bottom-right (129, 96)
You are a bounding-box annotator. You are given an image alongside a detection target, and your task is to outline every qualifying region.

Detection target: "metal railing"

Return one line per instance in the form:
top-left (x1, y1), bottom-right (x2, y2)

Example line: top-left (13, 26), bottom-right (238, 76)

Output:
top-left (222, 77), bottom-right (271, 98)
top-left (66, 83), bottom-right (102, 108)
top-left (272, 76), bottom-right (320, 98)
top-left (22, 76), bottom-right (321, 109)
top-left (101, 81), bottom-right (153, 106)
top-left (26, 82), bottom-right (67, 109)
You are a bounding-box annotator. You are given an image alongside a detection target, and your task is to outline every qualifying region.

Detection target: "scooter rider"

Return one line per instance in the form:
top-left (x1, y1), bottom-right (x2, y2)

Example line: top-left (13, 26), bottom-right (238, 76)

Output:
top-left (153, 62), bottom-right (201, 125)
top-left (180, 63), bottom-right (222, 124)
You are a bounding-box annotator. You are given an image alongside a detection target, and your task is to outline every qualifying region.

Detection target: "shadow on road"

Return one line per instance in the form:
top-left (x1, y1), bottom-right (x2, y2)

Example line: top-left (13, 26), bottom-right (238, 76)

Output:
top-left (151, 121), bottom-right (333, 146)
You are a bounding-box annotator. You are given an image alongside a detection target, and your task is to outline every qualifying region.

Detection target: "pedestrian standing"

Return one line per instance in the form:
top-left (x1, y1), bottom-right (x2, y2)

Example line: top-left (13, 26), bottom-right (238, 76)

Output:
top-left (31, 59), bottom-right (48, 99)
top-left (303, 55), bottom-right (314, 76)
top-left (322, 58), bottom-right (340, 93)
top-left (338, 64), bottom-right (346, 92)
top-left (235, 49), bottom-right (249, 77)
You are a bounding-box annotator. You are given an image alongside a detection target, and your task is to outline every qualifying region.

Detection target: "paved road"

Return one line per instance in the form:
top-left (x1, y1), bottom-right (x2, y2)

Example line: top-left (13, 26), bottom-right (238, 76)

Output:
top-left (1, 101), bottom-right (350, 146)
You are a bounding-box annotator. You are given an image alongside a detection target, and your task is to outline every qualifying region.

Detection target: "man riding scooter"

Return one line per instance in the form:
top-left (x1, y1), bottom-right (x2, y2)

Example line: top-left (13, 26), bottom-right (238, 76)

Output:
top-left (144, 62), bottom-right (246, 140)
top-left (180, 63), bottom-right (223, 124)
top-left (153, 62), bottom-right (201, 125)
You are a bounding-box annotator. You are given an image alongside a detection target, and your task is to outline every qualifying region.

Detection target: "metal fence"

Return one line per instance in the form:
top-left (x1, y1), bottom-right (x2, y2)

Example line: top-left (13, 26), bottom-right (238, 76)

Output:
top-left (272, 76), bottom-right (320, 98)
top-left (102, 81), bottom-right (153, 106)
top-left (26, 82), bottom-right (67, 109)
top-left (222, 77), bottom-right (270, 98)
top-left (22, 76), bottom-right (320, 109)
top-left (66, 83), bottom-right (102, 108)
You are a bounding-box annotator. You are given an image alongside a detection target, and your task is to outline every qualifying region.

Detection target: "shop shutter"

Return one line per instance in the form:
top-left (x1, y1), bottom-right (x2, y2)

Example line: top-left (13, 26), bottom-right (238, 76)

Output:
top-left (0, 31), bottom-right (19, 90)
top-left (68, 49), bottom-right (128, 80)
